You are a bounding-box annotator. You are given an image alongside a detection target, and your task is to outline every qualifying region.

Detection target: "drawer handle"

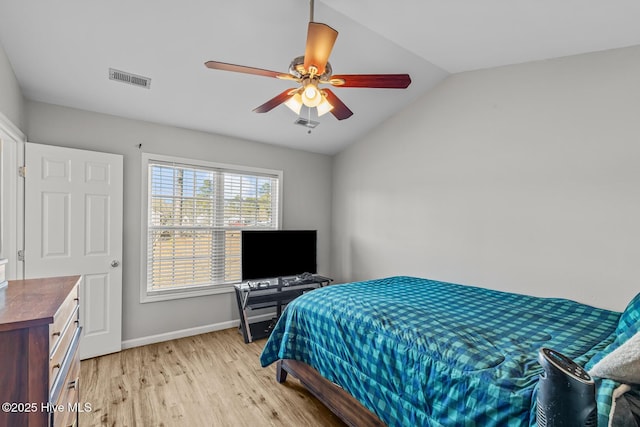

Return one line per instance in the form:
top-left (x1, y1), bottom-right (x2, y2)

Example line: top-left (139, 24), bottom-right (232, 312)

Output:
top-left (74, 298), bottom-right (79, 302)
top-left (68, 379), bottom-right (77, 390)
top-left (53, 363), bottom-right (61, 370)
top-left (52, 331), bottom-right (61, 337)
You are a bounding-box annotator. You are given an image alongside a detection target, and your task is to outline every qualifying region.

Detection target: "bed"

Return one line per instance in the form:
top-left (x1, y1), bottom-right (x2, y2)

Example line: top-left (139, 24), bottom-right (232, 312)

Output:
top-left (260, 276), bottom-right (640, 426)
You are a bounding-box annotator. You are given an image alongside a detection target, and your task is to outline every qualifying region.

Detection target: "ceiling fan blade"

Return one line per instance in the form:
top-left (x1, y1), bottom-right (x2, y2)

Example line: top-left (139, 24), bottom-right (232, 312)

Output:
top-left (204, 61), bottom-right (286, 79)
top-left (323, 89), bottom-right (353, 120)
top-left (252, 89), bottom-right (297, 113)
top-left (330, 74), bottom-right (412, 89)
top-left (303, 22), bottom-right (338, 76)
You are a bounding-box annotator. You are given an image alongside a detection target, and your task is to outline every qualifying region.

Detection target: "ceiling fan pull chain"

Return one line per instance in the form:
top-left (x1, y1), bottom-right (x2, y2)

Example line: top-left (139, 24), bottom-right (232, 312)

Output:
top-left (310, 0), bottom-right (314, 22)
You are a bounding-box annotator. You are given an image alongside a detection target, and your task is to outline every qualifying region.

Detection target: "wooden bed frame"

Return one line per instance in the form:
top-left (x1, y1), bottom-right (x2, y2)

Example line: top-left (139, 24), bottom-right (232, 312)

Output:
top-left (276, 359), bottom-right (386, 427)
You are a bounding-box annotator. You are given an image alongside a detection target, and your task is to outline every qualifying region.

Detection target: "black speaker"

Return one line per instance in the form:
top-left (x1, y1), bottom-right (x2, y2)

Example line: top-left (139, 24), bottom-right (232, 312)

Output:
top-left (537, 347), bottom-right (597, 427)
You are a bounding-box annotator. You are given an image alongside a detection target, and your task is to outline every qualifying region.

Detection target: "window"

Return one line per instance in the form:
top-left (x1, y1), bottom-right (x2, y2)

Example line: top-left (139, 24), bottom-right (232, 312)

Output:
top-left (140, 153), bottom-right (282, 302)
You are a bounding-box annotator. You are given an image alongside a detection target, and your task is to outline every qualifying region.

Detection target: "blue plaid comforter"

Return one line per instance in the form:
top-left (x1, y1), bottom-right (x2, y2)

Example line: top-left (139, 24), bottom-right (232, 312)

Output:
top-left (260, 276), bottom-right (620, 426)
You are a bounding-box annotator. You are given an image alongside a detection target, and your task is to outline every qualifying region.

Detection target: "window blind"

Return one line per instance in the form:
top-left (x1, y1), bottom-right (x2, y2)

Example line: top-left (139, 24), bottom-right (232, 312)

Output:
top-left (147, 160), bottom-right (280, 291)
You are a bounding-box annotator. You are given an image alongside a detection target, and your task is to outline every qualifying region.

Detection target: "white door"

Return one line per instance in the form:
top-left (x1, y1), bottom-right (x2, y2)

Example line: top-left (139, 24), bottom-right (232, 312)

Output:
top-left (24, 143), bottom-right (123, 359)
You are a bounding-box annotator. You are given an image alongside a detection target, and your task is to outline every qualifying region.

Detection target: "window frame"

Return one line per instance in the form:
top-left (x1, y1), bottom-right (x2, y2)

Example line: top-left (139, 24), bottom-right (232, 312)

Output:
top-left (140, 153), bottom-right (283, 303)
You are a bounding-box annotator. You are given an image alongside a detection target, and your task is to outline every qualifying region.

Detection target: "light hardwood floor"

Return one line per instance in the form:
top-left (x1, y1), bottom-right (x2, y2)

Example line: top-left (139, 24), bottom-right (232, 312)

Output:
top-left (80, 328), bottom-right (346, 426)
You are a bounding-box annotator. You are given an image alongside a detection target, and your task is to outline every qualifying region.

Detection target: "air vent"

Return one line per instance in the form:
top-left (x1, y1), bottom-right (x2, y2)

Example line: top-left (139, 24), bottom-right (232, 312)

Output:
top-left (109, 68), bottom-right (151, 89)
top-left (294, 117), bottom-right (319, 128)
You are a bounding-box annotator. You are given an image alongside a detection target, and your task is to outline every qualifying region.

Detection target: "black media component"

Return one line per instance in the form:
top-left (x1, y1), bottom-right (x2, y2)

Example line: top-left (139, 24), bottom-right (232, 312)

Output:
top-left (537, 347), bottom-right (597, 427)
top-left (241, 230), bottom-right (317, 281)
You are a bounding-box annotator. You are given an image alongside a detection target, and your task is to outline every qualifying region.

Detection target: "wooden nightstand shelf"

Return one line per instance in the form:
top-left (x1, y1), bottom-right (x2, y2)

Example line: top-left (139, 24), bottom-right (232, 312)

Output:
top-left (234, 275), bottom-right (332, 343)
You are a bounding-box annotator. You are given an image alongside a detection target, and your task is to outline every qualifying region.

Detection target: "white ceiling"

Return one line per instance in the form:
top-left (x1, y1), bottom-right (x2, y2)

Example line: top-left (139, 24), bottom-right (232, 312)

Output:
top-left (1, 0), bottom-right (639, 155)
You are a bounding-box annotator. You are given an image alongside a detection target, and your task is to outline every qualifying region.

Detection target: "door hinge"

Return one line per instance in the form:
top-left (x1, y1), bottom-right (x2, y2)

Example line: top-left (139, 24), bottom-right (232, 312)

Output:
top-left (18, 166), bottom-right (26, 178)
top-left (17, 250), bottom-right (24, 261)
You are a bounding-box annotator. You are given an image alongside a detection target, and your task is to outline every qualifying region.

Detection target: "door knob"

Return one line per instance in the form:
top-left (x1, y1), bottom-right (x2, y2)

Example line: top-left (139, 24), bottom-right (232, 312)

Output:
top-left (111, 260), bottom-right (120, 267)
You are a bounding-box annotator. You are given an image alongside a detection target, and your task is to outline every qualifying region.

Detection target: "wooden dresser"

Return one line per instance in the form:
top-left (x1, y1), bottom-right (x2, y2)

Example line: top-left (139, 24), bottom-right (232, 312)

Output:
top-left (0, 276), bottom-right (82, 427)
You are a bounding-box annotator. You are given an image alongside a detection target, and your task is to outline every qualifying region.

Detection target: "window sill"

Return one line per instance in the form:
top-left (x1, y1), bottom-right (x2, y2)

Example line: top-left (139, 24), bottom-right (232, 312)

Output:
top-left (140, 283), bottom-right (236, 303)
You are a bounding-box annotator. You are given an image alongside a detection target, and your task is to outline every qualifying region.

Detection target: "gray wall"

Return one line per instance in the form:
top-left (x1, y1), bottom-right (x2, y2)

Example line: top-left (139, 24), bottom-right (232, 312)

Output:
top-left (0, 41), bottom-right (24, 131)
top-left (26, 101), bottom-right (333, 341)
top-left (13, 44), bottom-right (640, 342)
top-left (331, 45), bottom-right (640, 311)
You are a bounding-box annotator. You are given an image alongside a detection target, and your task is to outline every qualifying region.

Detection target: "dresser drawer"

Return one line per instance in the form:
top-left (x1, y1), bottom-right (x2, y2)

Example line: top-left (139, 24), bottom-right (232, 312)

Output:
top-left (50, 326), bottom-right (81, 427)
top-left (51, 343), bottom-right (80, 427)
top-left (49, 312), bottom-right (79, 389)
top-left (49, 283), bottom-right (79, 389)
top-left (50, 284), bottom-right (79, 351)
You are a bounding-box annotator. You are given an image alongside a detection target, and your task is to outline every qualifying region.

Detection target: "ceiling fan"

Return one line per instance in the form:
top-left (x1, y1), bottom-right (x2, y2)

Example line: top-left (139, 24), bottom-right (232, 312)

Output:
top-left (204, 0), bottom-right (411, 121)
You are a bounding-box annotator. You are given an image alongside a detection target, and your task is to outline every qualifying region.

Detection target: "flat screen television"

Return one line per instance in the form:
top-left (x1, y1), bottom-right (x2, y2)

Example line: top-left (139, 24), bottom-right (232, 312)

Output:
top-left (241, 230), bottom-right (317, 281)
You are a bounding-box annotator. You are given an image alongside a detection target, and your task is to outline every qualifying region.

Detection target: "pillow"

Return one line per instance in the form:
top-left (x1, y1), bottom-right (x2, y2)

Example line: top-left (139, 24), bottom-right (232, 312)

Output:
top-left (586, 292), bottom-right (640, 371)
top-left (616, 292), bottom-right (640, 337)
top-left (589, 332), bottom-right (640, 383)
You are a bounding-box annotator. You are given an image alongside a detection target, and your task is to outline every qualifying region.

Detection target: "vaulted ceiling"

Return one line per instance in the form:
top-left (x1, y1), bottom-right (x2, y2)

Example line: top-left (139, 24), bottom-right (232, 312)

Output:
top-left (1, 0), bottom-right (639, 154)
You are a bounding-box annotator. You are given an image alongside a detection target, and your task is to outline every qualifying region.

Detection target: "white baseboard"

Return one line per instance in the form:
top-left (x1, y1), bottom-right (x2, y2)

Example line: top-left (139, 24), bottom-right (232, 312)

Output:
top-left (121, 312), bottom-right (276, 350)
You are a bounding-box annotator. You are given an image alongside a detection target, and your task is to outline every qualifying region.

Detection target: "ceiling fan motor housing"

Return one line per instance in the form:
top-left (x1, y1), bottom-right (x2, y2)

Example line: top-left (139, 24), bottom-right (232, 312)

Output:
top-left (289, 56), bottom-right (332, 80)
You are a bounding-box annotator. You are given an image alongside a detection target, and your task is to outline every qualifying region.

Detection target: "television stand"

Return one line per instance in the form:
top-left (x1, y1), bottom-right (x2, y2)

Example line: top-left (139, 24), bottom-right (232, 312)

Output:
top-left (234, 275), bottom-right (332, 343)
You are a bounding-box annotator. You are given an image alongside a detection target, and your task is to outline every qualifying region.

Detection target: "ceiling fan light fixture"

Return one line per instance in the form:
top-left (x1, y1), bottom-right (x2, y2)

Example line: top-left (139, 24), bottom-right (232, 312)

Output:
top-left (316, 95), bottom-right (334, 117)
top-left (302, 83), bottom-right (322, 107)
top-left (284, 92), bottom-right (303, 114)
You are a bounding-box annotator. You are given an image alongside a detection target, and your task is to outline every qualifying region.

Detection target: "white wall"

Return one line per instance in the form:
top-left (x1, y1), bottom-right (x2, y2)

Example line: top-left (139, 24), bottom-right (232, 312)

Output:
top-left (0, 41), bottom-right (24, 131)
top-left (331, 45), bottom-right (640, 311)
top-left (26, 101), bottom-right (333, 342)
